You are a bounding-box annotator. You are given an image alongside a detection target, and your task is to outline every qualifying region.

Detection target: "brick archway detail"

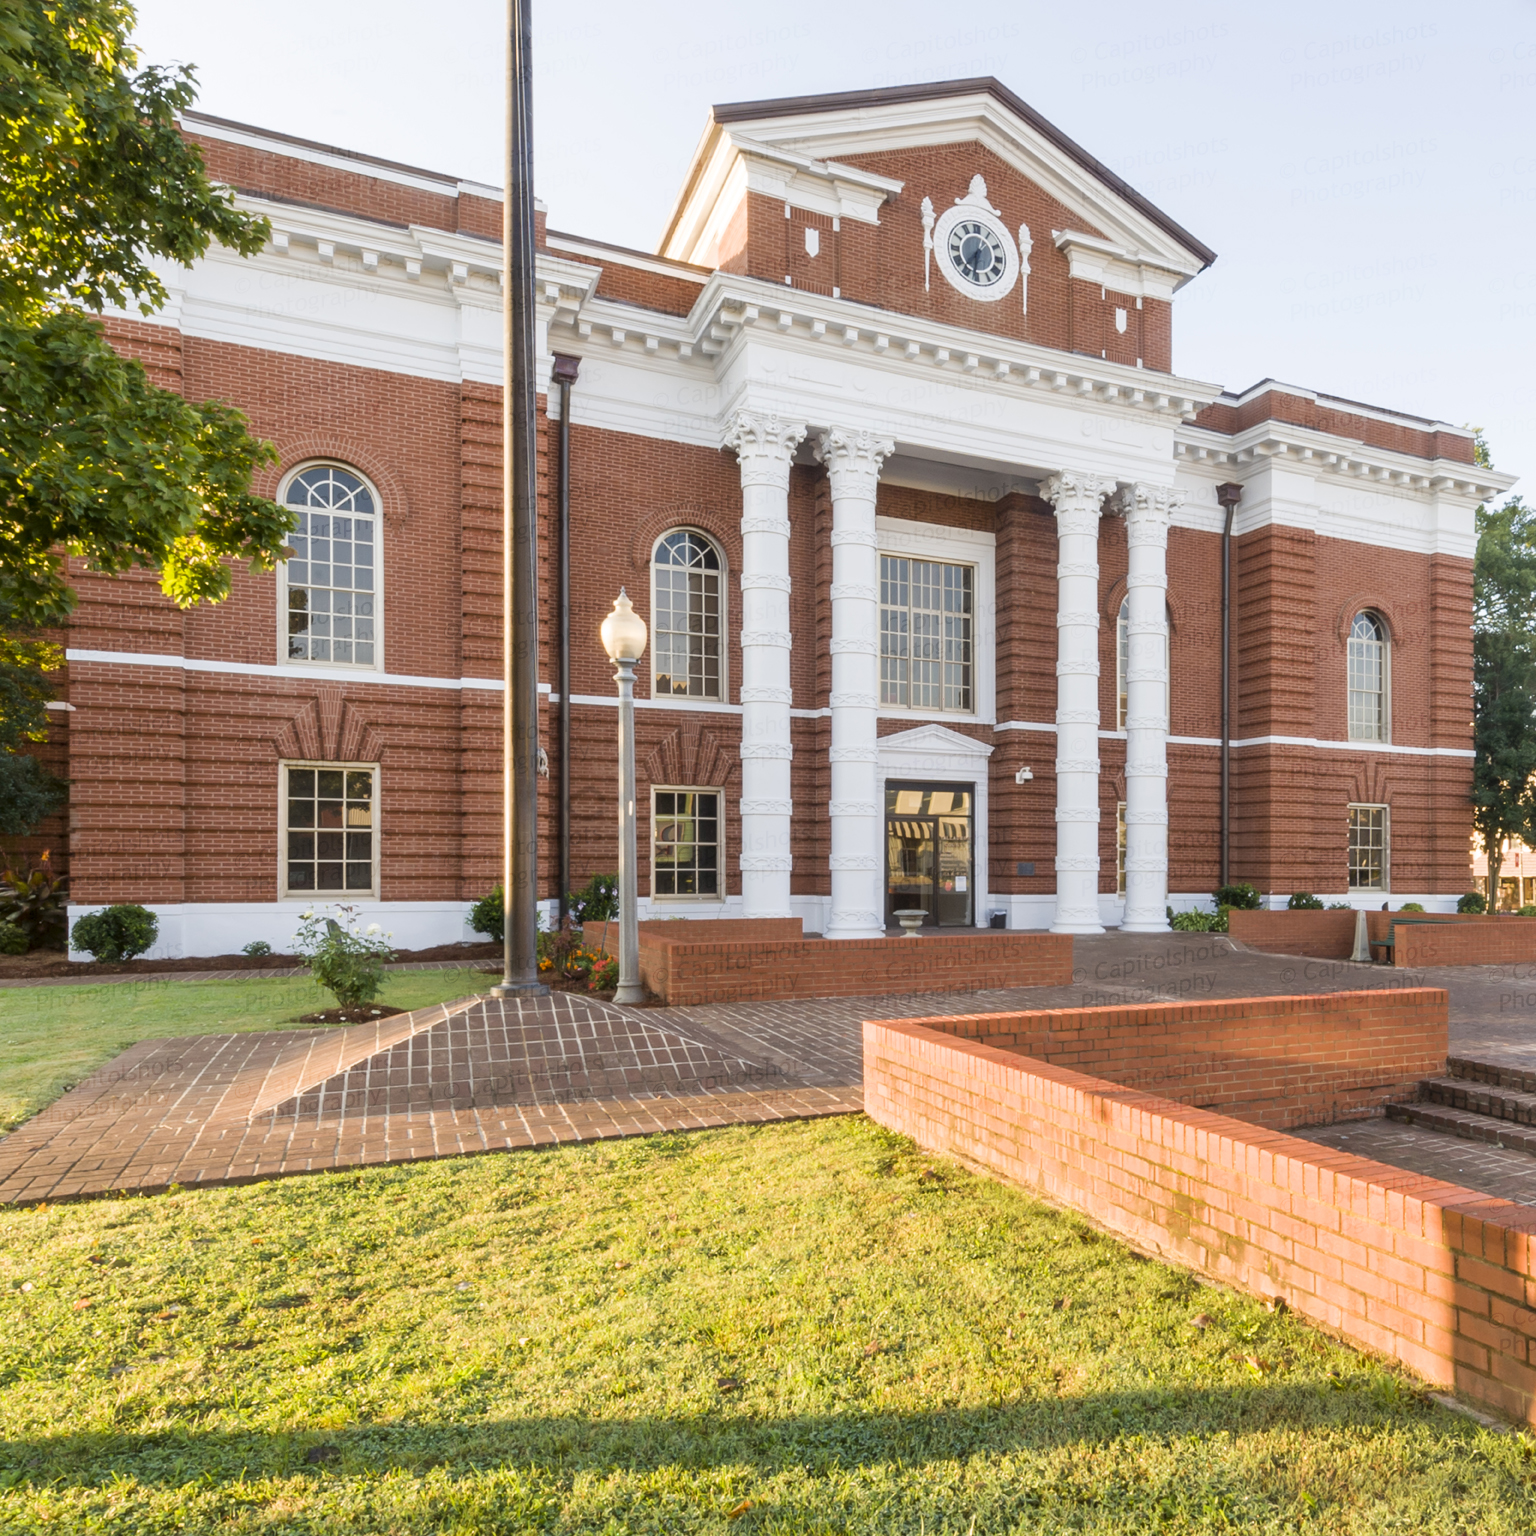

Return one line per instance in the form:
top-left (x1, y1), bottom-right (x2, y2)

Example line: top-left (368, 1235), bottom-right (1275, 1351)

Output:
top-left (1102, 575), bottom-right (1183, 633)
top-left (1334, 595), bottom-right (1400, 646)
top-left (627, 504), bottom-right (742, 576)
top-left (272, 686), bottom-right (384, 764)
top-left (256, 437), bottom-right (413, 529)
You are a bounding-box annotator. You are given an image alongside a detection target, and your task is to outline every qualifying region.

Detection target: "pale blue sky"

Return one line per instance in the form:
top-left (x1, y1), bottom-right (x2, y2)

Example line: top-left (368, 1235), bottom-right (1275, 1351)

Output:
top-left (132, 0), bottom-right (1536, 490)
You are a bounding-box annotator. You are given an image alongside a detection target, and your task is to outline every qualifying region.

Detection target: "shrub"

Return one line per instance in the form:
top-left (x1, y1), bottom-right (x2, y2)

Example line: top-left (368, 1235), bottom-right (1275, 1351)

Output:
top-left (0, 850), bottom-right (67, 949)
top-left (1287, 892), bottom-right (1325, 910)
top-left (569, 873), bottom-right (619, 925)
top-left (1171, 909), bottom-right (1228, 933)
top-left (242, 940), bottom-right (272, 957)
top-left (0, 920), bottom-right (27, 955)
top-left (1399, 902), bottom-right (1425, 913)
top-left (293, 905), bottom-right (394, 1010)
top-left (469, 885), bottom-right (504, 944)
top-left (1457, 891), bottom-right (1487, 914)
top-left (1519, 905), bottom-right (1536, 918)
top-left (71, 903), bottom-right (158, 962)
top-left (1327, 903), bottom-right (1354, 911)
top-left (588, 954), bottom-right (619, 992)
top-left (1212, 882), bottom-right (1262, 911)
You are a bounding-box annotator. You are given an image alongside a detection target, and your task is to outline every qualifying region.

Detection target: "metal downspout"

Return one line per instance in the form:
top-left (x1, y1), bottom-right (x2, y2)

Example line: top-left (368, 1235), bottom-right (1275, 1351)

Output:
top-left (551, 354), bottom-right (580, 925)
top-left (1216, 482), bottom-right (1244, 887)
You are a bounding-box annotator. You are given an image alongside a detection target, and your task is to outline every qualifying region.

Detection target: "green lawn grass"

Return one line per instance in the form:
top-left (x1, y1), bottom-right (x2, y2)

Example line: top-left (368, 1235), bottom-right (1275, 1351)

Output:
top-left (0, 969), bottom-right (489, 1132)
top-left (0, 1116), bottom-right (1529, 1534)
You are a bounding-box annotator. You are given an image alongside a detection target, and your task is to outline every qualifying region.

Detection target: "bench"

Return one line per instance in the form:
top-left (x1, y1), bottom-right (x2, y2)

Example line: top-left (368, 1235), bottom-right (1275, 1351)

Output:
top-left (1370, 917), bottom-right (1442, 963)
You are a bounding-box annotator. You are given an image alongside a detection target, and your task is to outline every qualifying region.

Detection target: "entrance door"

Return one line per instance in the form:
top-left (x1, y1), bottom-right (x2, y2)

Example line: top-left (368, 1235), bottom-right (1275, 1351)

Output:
top-left (885, 782), bottom-right (974, 927)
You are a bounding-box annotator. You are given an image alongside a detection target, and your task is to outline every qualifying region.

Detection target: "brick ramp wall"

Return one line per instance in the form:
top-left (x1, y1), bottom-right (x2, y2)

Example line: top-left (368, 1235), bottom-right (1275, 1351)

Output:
top-left (1227, 910), bottom-right (1358, 959)
top-left (864, 1017), bottom-right (1536, 1427)
top-left (894, 989), bottom-right (1446, 1130)
top-left (1393, 920), bottom-right (1536, 970)
top-left (638, 932), bottom-right (1072, 1007)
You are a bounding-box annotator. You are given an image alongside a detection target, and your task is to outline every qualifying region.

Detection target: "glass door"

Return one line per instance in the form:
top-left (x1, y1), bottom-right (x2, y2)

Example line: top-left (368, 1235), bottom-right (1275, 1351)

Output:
top-left (885, 783), bottom-right (974, 927)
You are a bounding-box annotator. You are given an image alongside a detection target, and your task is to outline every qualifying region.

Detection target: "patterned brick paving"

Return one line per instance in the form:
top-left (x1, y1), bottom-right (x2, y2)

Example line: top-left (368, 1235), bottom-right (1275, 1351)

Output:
top-left (0, 992), bottom-right (858, 1205)
top-left (8, 930), bottom-right (1536, 1206)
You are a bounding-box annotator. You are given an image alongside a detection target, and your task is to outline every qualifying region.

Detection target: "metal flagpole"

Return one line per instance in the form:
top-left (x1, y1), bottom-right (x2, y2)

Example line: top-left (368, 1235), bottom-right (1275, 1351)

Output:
top-left (493, 0), bottom-right (546, 997)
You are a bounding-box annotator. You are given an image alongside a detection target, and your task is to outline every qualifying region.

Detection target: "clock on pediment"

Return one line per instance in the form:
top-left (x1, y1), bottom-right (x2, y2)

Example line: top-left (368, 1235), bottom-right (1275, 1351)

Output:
top-left (922, 174), bottom-right (1030, 310)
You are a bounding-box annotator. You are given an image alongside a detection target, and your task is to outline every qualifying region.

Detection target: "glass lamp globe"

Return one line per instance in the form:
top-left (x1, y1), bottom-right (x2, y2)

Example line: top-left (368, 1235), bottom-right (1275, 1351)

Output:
top-left (600, 588), bottom-right (648, 662)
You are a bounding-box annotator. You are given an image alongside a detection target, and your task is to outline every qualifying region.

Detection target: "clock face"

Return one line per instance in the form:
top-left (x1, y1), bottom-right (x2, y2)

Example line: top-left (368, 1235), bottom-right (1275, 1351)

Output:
top-left (932, 198), bottom-right (1020, 303)
top-left (947, 219), bottom-right (1008, 288)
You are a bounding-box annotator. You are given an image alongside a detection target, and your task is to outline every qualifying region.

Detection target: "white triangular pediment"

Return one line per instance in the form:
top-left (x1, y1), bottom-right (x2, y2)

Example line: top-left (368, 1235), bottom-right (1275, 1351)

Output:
top-left (877, 723), bottom-right (995, 761)
top-left (663, 80), bottom-right (1212, 282)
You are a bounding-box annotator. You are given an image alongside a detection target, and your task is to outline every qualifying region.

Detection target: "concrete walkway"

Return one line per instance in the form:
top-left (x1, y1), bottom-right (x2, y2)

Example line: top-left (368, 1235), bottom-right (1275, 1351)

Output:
top-left (6, 930), bottom-right (1536, 1205)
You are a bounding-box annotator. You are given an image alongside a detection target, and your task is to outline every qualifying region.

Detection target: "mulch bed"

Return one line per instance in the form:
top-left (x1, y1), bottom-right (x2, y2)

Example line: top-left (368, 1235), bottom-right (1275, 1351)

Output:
top-left (294, 1006), bottom-right (406, 1024)
top-left (0, 940), bottom-right (502, 981)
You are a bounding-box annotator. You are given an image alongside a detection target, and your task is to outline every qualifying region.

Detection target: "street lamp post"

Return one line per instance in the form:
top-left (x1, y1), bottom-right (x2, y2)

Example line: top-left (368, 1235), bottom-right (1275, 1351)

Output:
top-left (600, 590), bottom-right (647, 1005)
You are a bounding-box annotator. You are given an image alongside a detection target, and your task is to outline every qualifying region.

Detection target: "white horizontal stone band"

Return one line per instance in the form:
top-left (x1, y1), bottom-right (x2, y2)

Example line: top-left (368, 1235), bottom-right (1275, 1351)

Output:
top-left (739, 685), bottom-right (792, 704)
top-left (738, 798), bottom-right (792, 815)
top-left (740, 630), bottom-right (791, 649)
top-left (740, 742), bottom-right (793, 760)
top-left (739, 854), bottom-right (793, 871)
top-left (740, 572), bottom-right (791, 591)
top-left (740, 516), bottom-right (791, 537)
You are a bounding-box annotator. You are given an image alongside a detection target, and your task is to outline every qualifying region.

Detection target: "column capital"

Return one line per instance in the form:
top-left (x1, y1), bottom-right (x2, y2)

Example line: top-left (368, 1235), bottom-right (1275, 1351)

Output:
top-left (724, 410), bottom-right (808, 490)
top-left (815, 426), bottom-right (896, 500)
top-left (1040, 471), bottom-right (1114, 532)
top-left (1112, 482), bottom-right (1185, 539)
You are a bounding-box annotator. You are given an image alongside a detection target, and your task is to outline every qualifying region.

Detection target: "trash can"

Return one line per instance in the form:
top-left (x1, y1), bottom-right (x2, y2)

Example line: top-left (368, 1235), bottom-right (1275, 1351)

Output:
top-left (989, 911), bottom-right (1007, 929)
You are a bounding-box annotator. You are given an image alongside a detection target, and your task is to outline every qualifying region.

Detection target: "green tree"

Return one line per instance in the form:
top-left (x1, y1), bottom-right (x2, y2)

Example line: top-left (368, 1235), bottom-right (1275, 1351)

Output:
top-left (1, 1), bottom-right (296, 832)
top-left (1472, 487), bottom-right (1536, 907)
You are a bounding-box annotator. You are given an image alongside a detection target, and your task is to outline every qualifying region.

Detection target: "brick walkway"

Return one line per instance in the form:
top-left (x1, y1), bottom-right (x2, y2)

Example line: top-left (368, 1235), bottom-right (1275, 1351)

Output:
top-left (0, 992), bottom-right (859, 1204)
top-left (8, 929), bottom-right (1536, 1206)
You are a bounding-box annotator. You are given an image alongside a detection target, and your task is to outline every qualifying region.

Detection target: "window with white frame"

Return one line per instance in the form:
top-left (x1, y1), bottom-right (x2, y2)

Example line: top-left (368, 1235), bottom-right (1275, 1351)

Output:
top-left (282, 763), bottom-right (377, 896)
top-left (652, 530), bottom-right (723, 699)
top-left (1348, 803), bottom-right (1389, 891)
top-left (652, 788), bottom-right (721, 899)
top-left (1116, 598), bottom-right (1172, 731)
top-left (1116, 800), bottom-right (1127, 898)
top-left (1347, 611), bottom-right (1388, 742)
top-left (880, 555), bottom-right (973, 711)
top-left (282, 464), bottom-right (379, 668)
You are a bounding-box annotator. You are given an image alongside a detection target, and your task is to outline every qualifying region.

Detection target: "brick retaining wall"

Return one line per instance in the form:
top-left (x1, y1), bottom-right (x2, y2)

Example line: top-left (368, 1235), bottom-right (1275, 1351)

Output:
top-left (892, 989), bottom-right (1446, 1130)
top-left (864, 1009), bottom-right (1536, 1427)
top-left (1229, 909), bottom-right (1536, 969)
top-left (637, 929), bottom-right (1072, 1006)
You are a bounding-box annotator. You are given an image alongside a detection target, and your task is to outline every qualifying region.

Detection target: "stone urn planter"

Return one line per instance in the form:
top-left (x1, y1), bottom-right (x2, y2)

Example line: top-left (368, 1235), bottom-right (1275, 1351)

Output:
top-left (893, 908), bottom-right (928, 938)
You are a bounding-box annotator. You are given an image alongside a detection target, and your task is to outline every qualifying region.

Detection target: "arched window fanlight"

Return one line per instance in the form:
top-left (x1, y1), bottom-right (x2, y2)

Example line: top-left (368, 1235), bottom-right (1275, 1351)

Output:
top-left (652, 529), bottom-right (723, 699)
top-left (1116, 597), bottom-right (1171, 732)
top-left (1348, 611), bottom-right (1388, 742)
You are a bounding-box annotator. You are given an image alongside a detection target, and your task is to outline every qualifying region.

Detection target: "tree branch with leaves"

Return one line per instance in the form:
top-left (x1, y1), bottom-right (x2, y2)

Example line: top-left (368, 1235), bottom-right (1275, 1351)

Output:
top-left (0, 0), bottom-right (296, 835)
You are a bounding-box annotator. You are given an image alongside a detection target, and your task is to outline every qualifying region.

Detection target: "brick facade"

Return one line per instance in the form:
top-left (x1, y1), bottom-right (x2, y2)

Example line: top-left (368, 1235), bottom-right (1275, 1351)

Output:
top-left (37, 81), bottom-right (1504, 955)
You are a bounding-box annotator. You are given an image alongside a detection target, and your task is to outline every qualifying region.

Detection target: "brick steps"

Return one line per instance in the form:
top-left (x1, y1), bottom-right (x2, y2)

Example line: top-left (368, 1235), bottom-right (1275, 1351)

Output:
top-left (1383, 1057), bottom-right (1536, 1157)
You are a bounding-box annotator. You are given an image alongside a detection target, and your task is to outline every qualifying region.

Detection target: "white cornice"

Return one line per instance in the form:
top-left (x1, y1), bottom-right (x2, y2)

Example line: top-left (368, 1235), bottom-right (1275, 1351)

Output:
top-left (1175, 419), bottom-right (1515, 502)
top-left (661, 128), bottom-right (904, 263)
top-left (552, 268), bottom-right (1221, 421)
top-left (1053, 229), bottom-right (1201, 301)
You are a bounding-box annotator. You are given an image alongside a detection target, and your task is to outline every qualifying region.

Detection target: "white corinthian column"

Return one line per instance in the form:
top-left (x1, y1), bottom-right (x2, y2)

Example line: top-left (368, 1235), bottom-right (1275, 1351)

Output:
top-left (723, 410), bottom-right (807, 918)
top-left (816, 426), bottom-right (895, 939)
top-left (1041, 471), bottom-right (1114, 934)
top-left (1118, 483), bottom-right (1181, 932)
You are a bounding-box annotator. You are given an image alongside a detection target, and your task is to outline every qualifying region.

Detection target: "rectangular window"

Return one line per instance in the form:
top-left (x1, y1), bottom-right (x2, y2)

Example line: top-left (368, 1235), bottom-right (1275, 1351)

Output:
top-left (1348, 803), bottom-right (1389, 892)
top-left (652, 788), bottom-right (721, 899)
top-left (880, 555), bottom-right (972, 711)
top-left (283, 763), bottom-right (377, 896)
top-left (1116, 800), bottom-right (1127, 898)
top-left (287, 508), bottom-right (377, 667)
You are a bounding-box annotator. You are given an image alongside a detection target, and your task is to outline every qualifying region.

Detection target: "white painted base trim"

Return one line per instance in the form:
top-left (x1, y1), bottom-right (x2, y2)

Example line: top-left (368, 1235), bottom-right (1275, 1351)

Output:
top-left (66, 901), bottom-right (481, 962)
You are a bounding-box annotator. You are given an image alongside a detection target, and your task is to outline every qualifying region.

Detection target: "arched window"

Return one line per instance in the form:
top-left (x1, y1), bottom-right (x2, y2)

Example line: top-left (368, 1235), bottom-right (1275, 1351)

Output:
top-left (1348, 611), bottom-right (1388, 741)
top-left (652, 529), bottom-right (723, 699)
top-left (281, 464), bottom-right (379, 668)
top-left (1116, 598), bottom-right (1171, 731)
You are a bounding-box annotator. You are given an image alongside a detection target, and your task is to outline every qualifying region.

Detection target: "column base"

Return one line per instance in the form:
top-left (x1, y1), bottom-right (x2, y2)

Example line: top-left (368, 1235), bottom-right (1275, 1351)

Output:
top-left (1120, 919), bottom-right (1172, 934)
top-left (1050, 921), bottom-right (1105, 936)
top-left (825, 925), bottom-right (887, 941)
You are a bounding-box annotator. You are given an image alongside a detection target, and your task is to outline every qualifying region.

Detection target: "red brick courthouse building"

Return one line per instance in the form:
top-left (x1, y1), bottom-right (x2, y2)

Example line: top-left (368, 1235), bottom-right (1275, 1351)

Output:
top-left (54, 78), bottom-right (1514, 957)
